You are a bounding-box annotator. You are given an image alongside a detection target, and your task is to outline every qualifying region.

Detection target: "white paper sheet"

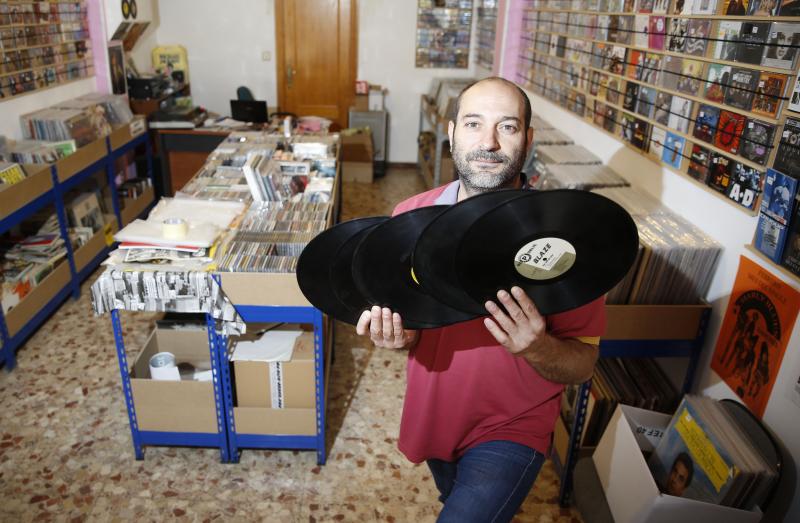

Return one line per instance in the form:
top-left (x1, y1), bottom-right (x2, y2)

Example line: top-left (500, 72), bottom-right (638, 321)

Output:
top-left (231, 330), bottom-right (301, 362)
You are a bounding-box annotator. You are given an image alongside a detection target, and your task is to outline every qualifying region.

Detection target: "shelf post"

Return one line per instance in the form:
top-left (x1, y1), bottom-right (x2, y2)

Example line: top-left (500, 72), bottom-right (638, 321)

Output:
top-left (559, 379), bottom-right (592, 507)
top-left (49, 165), bottom-right (80, 299)
top-left (111, 309), bottom-right (144, 460)
top-left (206, 313), bottom-right (231, 463)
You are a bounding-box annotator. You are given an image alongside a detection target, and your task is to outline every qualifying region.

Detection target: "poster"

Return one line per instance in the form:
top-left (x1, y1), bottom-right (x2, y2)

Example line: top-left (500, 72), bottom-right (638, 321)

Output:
top-left (711, 256), bottom-right (800, 417)
top-left (107, 42), bottom-right (127, 95)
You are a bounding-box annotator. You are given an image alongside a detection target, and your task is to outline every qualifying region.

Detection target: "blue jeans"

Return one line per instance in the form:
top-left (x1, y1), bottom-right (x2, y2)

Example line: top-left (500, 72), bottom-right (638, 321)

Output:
top-left (427, 440), bottom-right (545, 523)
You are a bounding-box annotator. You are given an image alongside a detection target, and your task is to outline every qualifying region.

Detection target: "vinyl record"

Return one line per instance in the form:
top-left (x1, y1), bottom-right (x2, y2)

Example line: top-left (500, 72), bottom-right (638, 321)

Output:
top-left (352, 206), bottom-right (479, 329)
top-left (297, 216), bottom-right (388, 325)
top-left (454, 190), bottom-right (639, 315)
top-left (413, 189), bottom-right (531, 315)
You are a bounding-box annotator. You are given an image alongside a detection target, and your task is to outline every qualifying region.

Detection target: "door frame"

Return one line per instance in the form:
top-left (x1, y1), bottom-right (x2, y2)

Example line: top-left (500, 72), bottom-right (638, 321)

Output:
top-left (275, 0), bottom-right (358, 126)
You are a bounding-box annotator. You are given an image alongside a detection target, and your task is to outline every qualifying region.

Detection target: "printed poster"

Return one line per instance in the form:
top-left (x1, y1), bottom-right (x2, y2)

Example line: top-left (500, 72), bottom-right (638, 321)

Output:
top-left (711, 256), bottom-right (800, 417)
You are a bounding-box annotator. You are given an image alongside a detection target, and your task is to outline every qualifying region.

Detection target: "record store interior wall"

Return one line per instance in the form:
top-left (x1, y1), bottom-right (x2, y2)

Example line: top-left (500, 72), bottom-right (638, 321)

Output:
top-left (501, 0), bottom-right (800, 515)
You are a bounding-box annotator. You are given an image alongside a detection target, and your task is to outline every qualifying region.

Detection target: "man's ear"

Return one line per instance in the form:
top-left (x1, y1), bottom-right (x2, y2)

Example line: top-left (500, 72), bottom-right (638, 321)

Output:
top-left (448, 120), bottom-right (455, 152)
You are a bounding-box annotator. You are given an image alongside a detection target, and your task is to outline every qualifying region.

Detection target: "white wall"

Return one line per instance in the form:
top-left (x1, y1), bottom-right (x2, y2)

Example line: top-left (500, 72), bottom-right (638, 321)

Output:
top-left (0, 80), bottom-right (98, 140)
top-left (153, 0), bottom-right (277, 117)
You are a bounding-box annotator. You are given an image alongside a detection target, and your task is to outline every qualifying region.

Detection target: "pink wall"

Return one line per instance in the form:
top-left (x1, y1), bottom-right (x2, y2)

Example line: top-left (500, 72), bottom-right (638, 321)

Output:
top-left (500, 0), bottom-right (527, 81)
top-left (88, 0), bottom-right (110, 94)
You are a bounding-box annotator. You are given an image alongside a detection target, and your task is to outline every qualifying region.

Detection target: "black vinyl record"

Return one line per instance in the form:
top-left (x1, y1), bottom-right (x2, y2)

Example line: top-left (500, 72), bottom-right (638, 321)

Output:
top-left (454, 190), bottom-right (639, 315)
top-left (413, 189), bottom-right (531, 315)
top-left (297, 216), bottom-right (388, 325)
top-left (352, 206), bottom-right (479, 329)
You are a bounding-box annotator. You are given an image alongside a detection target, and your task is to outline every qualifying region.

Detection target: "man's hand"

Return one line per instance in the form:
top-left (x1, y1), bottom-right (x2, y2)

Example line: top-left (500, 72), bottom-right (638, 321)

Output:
top-left (483, 286), bottom-right (546, 355)
top-left (356, 306), bottom-right (419, 349)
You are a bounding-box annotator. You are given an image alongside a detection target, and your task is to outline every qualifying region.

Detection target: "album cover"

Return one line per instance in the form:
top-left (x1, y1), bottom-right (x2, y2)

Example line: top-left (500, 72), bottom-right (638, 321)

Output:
top-left (620, 113), bottom-right (637, 144)
top-left (660, 55), bottom-right (682, 91)
top-left (632, 118), bottom-right (652, 151)
top-left (653, 91), bottom-right (673, 125)
top-left (592, 43), bottom-right (607, 69)
top-left (714, 21), bottom-right (743, 62)
top-left (780, 0), bottom-right (800, 16)
top-left (703, 64), bottom-right (731, 104)
top-left (69, 192), bottom-right (105, 232)
top-left (742, 119), bottom-right (776, 166)
top-left (623, 81), bottom-right (640, 111)
top-left (676, 59), bottom-right (704, 97)
top-left (608, 45), bottom-right (627, 75)
top-left (652, 0), bottom-right (670, 13)
top-left (598, 74), bottom-right (611, 101)
top-left (604, 106), bottom-right (618, 133)
top-left (650, 125), bottom-right (667, 159)
top-left (638, 0), bottom-right (655, 12)
top-left (727, 162), bottom-right (763, 210)
top-left (781, 201), bottom-right (800, 276)
top-left (748, 0), bottom-right (782, 15)
top-left (723, 0), bottom-right (749, 14)
top-left (590, 70), bottom-right (602, 96)
top-left (637, 85), bottom-right (657, 119)
top-left (662, 132), bottom-right (685, 169)
top-left (668, 95), bottom-right (693, 134)
top-left (634, 15), bottom-right (650, 48)
top-left (625, 0), bottom-right (637, 11)
top-left (667, 17), bottom-right (688, 52)
top-left (693, 104), bottom-right (721, 144)
top-left (685, 19), bottom-right (712, 57)
top-left (672, 0), bottom-right (696, 14)
top-left (618, 15), bottom-right (634, 45)
top-left (756, 168), bottom-right (797, 263)
top-left (789, 72), bottom-right (800, 112)
top-left (597, 15), bottom-right (611, 42)
top-left (751, 72), bottom-right (788, 119)
top-left (608, 0), bottom-right (624, 11)
top-left (724, 68), bottom-right (759, 111)
top-left (708, 152), bottom-right (734, 194)
top-left (762, 22), bottom-right (800, 70)
top-left (736, 22), bottom-right (771, 65)
top-left (648, 16), bottom-right (666, 50)
top-left (594, 100), bottom-right (608, 127)
top-left (773, 117), bottom-right (800, 176)
top-left (639, 53), bottom-right (662, 85)
top-left (688, 144), bottom-right (712, 182)
top-left (626, 49), bottom-right (645, 79)
top-left (715, 110), bottom-right (747, 154)
top-left (608, 15), bottom-right (623, 43)
top-left (693, 0), bottom-right (719, 13)
top-left (607, 77), bottom-right (622, 104)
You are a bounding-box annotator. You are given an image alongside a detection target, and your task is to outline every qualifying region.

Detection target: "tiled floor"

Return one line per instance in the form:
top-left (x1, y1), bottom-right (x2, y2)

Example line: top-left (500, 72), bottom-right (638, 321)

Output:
top-left (0, 166), bottom-right (582, 522)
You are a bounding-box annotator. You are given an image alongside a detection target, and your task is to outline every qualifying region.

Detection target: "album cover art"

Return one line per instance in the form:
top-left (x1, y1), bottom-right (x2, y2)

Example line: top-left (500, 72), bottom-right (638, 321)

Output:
top-left (751, 73), bottom-right (788, 119)
top-left (748, 0), bottom-right (781, 15)
top-left (623, 81), bottom-right (640, 111)
top-left (641, 53), bottom-right (662, 84)
top-left (632, 118), bottom-right (651, 151)
top-left (685, 19), bottom-right (712, 57)
top-left (676, 59), bottom-right (704, 97)
top-left (708, 152), bottom-right (734, 194)
top-left (627, 49), bottom-right (645, 79)
top-left (608, 15), bottom-right (625, 44)
top-left (773, 117), bottom-right (800, 176)
top-left (598, 74), bottom-right (611, 101)
top-left (608, 45), bottom-right (627, 75)
top-left (668, 96), bottom-right (693, 134)
top-left (715, 110), bottom-right (747, 154)
top-left (638, 0), bottom-right (655, 12)
top-left (592, 42), bottom-right (607, 70)
top-left (727, 162), bottom-right (763, 210)
top-left (779, 0), bottom-right (800, 16)
top-left (672, 0), bottom-right (696, 14)
top-left (590, 70), bottom-right (602, 96)
top-left (604, 106), bottom-right (618, 133)
top-left (693, 0), bottom-right (719, 13)
top-left (660, 55), bottom-right (682, 91)
top-left (723, 0), bottom-right (749, 14)
top-left (688, 144), bottom-right (712, 183)
top-left (714, 21), bottom-right (743, 62)
top-left (742, 119), bottom-right (777, 166)
top-left (724, 68), bottom-right (759, 111)
top-left (648, 16), bottom-right (666, 50)
top-left (762, 22), bottom-right (800, 70)
top-left (757, 168), bottom-right (798, 263)
top-left (650, 125), bottom-right (667, 159)
top-left (634, 15), bottom-right (650, 48)
top-left (788, 72), bottom-right (800, 112)
top-left (594, 100), bottom-right (608, 127)
top-left (693, 104), bottom-right (721, 144)
top-left (607, 77), bottom-right (622, 104)
top-left (736, 22), bottom-right (771, 65)
top-left (653, 91), bottom-right (673, 125)
top-left (597, 15), bottom-right (611, 42)
top-left (662, 132), bottom-right (686, 169)
top-left (652, 0), bottom-right (671, 13)
top-left (667, 17), bottom-right (688, 53)
top-left (703, 64), bottom-right (731, 105)
top-left (637, 85), bottom-right (657, 119)
top-left (620, 113), bottom-right (637, 144)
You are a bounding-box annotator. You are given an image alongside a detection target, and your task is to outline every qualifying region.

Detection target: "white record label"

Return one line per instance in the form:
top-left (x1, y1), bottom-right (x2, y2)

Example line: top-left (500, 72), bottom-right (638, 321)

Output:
top-left (513, 237), bottom-right (576, 281)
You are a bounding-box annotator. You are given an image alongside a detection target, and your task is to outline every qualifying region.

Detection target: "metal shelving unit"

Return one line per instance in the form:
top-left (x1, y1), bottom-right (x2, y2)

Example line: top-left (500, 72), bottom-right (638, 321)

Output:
top-left (552, 303), bottom-right (712, 507)
top-left (0, 120), bottom-right (154, 371)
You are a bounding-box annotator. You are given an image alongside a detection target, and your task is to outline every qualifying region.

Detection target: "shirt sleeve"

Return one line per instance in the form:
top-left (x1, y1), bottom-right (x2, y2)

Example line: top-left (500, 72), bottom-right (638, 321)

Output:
top-left (546, 295), bottom-right (606, 340)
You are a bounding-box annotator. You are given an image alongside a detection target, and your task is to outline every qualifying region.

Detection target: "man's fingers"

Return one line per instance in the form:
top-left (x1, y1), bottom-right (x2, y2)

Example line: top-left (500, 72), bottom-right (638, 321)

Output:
top-left (497, 289), bottom-right (527, 324)
top-left (485, 299), bottom-right (516, 334)
top-left (392, 313), bottom-right (405, 343)
top-left (382, 307), bottom-right (394, 340)
top-left (511, 286), bottom-right (541, 320)
top-left (370, 306), bottom-right (382, 336)
top-left (355, 309), bottom-right (372, 336)
top-left (484, 318), bottom-right (510, 347)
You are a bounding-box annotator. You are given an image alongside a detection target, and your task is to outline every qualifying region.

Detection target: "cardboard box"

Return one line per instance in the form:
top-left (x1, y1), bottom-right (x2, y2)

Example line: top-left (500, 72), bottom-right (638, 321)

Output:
top-left (233, 331), bottom-right (315, 409)
top-left (341, 131), bottom-right (374, 183)
top-left (592, 404), bottom-right (760, 523)
top-left (343, 161), bottom-right (373, 183)
top-left (354, 94), bottom-right (369, 111)
top-left (129, 327), bottom-right (218, 433)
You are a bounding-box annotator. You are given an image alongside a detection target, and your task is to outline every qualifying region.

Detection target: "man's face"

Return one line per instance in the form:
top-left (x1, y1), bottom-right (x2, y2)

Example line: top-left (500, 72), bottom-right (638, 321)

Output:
top-left (666, 461), bottom-right (690, 497)
top-left (448, 80), bottom-right (533, 198)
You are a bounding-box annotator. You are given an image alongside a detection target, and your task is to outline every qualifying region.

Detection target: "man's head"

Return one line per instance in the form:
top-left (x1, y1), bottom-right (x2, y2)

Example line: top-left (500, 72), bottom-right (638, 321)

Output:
top-left (448, 77), bottom-right (534, 199)
top-left (666, 452), bottom-right (693, 497)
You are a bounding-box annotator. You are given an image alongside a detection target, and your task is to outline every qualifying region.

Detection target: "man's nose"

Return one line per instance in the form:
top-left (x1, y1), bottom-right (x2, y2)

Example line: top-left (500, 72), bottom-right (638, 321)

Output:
top-left (478, 128), bottom-right (500, 151)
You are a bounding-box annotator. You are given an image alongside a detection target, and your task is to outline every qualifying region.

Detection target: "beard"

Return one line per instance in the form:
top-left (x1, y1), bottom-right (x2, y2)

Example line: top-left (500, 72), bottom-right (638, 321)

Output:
top-left (451, 136), bottom-right (527, 195)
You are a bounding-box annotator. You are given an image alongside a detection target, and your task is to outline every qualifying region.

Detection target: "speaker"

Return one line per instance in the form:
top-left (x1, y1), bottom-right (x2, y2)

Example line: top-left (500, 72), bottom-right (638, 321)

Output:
top-left (348, 109), bottom-right (388, 162)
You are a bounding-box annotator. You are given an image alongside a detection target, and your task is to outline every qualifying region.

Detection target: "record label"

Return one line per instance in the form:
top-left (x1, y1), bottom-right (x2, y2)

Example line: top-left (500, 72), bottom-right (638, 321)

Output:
top-left (513, 237), bottom-right (576, 280)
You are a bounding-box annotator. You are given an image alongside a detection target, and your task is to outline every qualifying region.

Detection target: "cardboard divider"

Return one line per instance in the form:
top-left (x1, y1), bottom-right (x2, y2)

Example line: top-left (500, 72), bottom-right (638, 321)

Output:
top-left (55, 138), bottom-right (107, 183)
top-left (130, 327), bottom-right (218, 433)
top-left (109, 117), bottom-right (146, 150)
top-left (219, 272), bottom-right (310, 307)
top-left (233, 407), bottom-right (317, 436)
top-left (0, 164), bottom-right (52, 222)
top-left (74, 215), bottom-right (117, 272)
top-left (120, 185), bottom-right (155, 226)
top-left (5, 261), bottom-right (71, 337)
top-left (553, 415), bottom-right (571, 466)
top-left (604, 304), bottom-right (709, 341)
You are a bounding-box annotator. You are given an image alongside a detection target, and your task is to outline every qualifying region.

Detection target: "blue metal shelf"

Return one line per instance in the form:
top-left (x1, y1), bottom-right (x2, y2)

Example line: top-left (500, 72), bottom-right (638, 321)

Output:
top-left (0, 124), bottom-right (153, 372)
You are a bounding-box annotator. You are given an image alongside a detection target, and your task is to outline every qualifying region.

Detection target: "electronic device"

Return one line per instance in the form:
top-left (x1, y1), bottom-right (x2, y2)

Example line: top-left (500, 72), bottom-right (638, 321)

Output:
top-left (230, 99), bottom-right (268, 123)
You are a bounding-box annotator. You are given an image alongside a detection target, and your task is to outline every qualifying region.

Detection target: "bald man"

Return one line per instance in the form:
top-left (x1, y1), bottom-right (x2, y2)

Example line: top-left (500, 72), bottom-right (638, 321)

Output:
top-left (356, 78), bottom-right (605, 522)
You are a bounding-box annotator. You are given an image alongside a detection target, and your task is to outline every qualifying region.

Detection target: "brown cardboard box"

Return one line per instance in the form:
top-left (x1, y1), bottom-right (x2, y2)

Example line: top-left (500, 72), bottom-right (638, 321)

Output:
top-left (353, 94), bottom-right (369, 111)
top-left (129, 327), bottom-right (218, 433)
top-left (341, 132), bottom-right (374, 183)
top-left (233, 331), bottom-right (315, 409)
top-left (343, 161), bottom-right (373, 183)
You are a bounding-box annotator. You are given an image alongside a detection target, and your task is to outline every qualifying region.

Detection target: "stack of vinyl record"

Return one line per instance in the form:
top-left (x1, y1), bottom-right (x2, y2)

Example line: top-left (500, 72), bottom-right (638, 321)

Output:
top-left (531, 113), bottom-right (556, 131)
top-left (536, 144), bottom-right (602, 165)
top-left (533, 127), bottom-right (573, 146)
top-left (532, 163), bottom-right (630, 191)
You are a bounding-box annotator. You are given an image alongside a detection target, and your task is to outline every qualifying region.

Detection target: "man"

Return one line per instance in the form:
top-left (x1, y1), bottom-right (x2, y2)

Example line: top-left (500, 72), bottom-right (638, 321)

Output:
top-left (665, 452), bottom-right (694, 497)
top-left (355, 77), bottom-right (605, 522)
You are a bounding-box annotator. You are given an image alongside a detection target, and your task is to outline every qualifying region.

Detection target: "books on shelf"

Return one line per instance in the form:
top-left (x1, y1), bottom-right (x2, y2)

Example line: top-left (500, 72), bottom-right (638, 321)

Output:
top-left (0, 162), bottom-right (26, 186)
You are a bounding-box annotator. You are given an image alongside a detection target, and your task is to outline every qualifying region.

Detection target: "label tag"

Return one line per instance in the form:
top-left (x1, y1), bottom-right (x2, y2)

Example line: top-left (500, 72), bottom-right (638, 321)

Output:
top-left (269, 361), bottom-right (284, 408)
top-left (130, 118), bottom-right (146, 137)
top-left (514, 237), bottom-right (576, 281)
top-left (103, 223), bottom-right (115, 246)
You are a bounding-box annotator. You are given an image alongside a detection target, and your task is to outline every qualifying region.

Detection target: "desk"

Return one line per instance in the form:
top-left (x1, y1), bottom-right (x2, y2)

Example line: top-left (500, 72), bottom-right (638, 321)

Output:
top-left (156, 129), bottom-right (229, 195)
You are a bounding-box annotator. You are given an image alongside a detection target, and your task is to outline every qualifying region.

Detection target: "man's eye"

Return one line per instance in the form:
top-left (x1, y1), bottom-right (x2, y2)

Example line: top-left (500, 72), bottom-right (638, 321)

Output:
top-left (500, 124), bottom-right (518, 133)
top-left (464, 121), bottom-right (479, 128)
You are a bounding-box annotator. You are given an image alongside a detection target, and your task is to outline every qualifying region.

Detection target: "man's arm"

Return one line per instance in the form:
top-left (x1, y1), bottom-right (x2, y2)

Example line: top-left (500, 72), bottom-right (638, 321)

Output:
top-left (484, 286), bottom-right (599, 384)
